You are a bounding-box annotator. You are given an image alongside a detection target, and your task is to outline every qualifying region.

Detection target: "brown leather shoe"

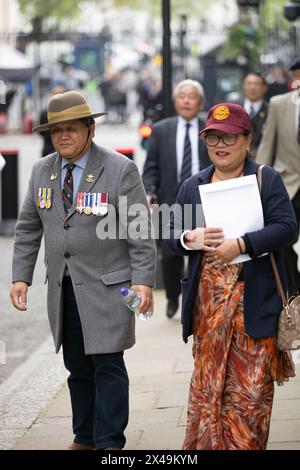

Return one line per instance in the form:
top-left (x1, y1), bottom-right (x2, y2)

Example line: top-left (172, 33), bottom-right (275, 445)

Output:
top-left (67, 442), bottom-right (96, 450)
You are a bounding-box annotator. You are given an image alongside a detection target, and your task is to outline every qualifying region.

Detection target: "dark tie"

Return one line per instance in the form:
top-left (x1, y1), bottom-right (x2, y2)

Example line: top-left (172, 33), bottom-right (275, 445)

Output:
top-left (249, 105), bottom-right (255, 119)
top-left (180, 122), bottom-right (192, 185)
top-left (62, 163), bottom-right (75, 214)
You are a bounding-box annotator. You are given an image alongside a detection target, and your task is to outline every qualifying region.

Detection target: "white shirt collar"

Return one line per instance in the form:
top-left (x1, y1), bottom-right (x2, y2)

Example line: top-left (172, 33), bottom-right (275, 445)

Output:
top-left (244, 98), bottom-right (263, 115)
top-left (178, 116), bottom-right (198, 128)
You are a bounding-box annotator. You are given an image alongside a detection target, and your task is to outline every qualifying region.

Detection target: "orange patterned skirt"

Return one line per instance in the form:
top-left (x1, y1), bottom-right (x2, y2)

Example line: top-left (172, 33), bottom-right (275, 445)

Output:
top-left (183, 260), bottom-right (295, 450)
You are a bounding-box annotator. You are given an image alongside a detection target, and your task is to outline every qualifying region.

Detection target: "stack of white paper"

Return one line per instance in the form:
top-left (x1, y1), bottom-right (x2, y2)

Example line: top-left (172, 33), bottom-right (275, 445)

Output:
top-left (199, 175), bottom-right (264, 264)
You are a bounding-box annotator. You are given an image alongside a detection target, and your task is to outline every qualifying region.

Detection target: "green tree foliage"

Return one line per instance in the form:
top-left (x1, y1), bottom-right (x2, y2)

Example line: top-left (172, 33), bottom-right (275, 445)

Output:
top-left (112, 0), bottom-right (214, 17)
top-left (20, 0), bottom-right (216, 24)
top-left (220, 22), bottom-right (263, 67)
top-left (219, 0), bottom-right (292, 69)
top-left (19, 0), bottom-right (83, 22)
top-left (261, 0), bottom-right (291, 29)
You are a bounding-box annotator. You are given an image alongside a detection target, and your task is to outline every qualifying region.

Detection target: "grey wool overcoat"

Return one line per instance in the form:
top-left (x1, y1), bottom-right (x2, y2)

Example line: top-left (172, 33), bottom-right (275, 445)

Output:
top-left (12, 142), bottom-right (156, 354)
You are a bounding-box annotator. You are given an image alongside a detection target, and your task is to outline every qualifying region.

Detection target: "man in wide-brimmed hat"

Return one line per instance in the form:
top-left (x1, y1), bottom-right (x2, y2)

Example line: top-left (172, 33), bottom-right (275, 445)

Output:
top-left (11, 91), bottom-right (155, 450)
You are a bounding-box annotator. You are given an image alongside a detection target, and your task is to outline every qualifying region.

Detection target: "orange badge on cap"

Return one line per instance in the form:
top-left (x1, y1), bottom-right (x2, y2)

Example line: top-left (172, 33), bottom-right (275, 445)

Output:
top-left (213, 105), bottom-right (230, 121)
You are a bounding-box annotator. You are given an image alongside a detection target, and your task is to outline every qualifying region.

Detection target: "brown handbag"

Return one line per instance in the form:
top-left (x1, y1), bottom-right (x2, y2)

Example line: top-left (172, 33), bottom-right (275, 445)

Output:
top-left (257, 165), bottom-right (300, 351)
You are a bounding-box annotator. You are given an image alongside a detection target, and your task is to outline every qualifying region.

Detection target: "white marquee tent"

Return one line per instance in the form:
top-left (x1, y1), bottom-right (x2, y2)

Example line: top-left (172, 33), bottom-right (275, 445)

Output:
top-left (0, 42), bottom-right (36, 82)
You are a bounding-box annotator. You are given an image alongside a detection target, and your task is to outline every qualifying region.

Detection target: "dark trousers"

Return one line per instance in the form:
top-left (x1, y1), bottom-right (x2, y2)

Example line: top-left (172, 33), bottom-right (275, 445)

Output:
top-left (161, 240), bottom-right (184, 300)
top-left (62, 278), bottom-right (129, 449)
top-left (284, 188), bottom-right (300, 296)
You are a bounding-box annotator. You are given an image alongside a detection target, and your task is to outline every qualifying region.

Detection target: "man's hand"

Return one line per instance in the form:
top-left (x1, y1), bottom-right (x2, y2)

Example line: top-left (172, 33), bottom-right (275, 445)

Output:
top-left (131, 284), bottom-right (153, 315)
top-left (146, 194), bottom-right (158, 215)
top-left (10, 282), bottom-right (28, 311)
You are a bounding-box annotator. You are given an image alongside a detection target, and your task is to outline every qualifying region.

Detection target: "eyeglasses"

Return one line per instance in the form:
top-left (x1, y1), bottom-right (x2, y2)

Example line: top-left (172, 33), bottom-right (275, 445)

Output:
top-left (204, 133), bottom-right (247, 147)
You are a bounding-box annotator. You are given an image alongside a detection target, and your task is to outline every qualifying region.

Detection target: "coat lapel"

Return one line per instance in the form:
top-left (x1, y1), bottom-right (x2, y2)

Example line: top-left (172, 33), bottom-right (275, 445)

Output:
top-left (48, 154), bottom-right (65, 221)
top-left (169, 117), bottom-right (178, 176)
top-left (284, 95), bottom-right (297, 140)
top-left (65, 143), bottom-right (104, 220)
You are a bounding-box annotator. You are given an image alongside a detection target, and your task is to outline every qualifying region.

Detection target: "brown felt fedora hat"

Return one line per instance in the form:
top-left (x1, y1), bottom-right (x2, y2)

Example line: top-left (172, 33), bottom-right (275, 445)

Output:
top-left (33, 91), bottom-right (107, 132)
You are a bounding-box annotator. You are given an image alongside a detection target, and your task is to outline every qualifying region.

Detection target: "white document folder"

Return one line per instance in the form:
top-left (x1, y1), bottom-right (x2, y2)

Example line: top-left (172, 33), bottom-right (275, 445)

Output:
top-left (199, 175), bottom-right (264, 264)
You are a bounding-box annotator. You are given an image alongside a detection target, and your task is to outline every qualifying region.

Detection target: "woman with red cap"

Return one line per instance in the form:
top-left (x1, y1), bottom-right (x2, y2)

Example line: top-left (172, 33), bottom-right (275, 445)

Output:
top-left (166, 103), bottom-right (296, 450)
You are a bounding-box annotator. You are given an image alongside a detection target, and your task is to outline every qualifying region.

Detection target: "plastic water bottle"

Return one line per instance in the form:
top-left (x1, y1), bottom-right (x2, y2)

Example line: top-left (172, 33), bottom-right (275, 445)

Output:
top-left (120, 288), bottom-right (153, 321)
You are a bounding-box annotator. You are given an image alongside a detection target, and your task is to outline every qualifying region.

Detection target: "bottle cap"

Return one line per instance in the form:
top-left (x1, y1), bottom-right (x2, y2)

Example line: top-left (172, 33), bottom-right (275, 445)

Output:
top-left (120, 288), bottom-right (129, 296)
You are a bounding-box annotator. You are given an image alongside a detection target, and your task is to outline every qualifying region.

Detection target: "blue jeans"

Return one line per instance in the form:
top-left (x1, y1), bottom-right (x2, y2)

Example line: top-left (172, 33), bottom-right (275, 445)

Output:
top-left (62, 278), bottom-right (129, 449)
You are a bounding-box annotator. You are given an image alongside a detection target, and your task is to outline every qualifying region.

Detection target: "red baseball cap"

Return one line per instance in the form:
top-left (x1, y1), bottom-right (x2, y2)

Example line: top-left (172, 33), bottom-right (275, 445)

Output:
top-left (199, 103), bottom-right (252, 136)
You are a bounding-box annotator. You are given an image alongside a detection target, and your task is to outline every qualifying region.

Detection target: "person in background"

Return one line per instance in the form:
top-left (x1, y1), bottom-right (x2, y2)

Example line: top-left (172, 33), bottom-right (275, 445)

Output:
top-left (167, 102), bottom-right (296, 450)
top-left (257, 58), bottom-right (300, 296)
top-left (142, 79), bottom-right (211, 319)
top-left (39, 86), bottom-right (65, 157)
top-left (11, 91), bottom-right (155, 450)
top-left (0, 86), bottom-right (16, 134)
top-left (241, 72), bottom-right (268, 158)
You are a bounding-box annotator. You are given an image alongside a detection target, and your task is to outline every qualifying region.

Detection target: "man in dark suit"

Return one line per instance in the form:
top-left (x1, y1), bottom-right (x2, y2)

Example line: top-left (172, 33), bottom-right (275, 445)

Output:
top-left (142, 79), bottom-right (211, 319)
top-left (242, 72), bottom-right (268, 158)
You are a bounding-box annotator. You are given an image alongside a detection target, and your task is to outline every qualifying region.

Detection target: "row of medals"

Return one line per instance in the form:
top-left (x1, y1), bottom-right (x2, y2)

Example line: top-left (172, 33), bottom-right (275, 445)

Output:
top-left (37, 188), bottom-right (52, 209)
top-left (36, 189), bottom-right (108, 216)
top-left (76, 192), bottom-right (108, 216)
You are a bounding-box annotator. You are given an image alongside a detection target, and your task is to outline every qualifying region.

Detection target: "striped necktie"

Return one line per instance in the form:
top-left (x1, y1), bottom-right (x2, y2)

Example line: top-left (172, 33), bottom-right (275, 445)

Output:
top-left (180, 122), bottom-right (192, 185)
top-left (249, 105), bottom-right (255, 119)
top-left (62, 163), bottom-right (75, 214)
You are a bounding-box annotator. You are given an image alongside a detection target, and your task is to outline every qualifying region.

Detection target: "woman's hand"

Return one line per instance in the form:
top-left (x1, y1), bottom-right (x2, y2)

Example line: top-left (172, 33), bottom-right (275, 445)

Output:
top-left (206, 239), bottom-right (241, 267)
top-left (185, 227), bottom-right (224, 251)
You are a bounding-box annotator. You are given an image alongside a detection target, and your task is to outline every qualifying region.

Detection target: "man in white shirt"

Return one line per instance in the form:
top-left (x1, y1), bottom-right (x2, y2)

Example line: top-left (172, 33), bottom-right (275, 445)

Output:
top-left (142, 79), bottom-right (211, 318)
top-left (242, 72), bottom-right (268, 158)
top-left (257, 59), bottom-right (300, 296)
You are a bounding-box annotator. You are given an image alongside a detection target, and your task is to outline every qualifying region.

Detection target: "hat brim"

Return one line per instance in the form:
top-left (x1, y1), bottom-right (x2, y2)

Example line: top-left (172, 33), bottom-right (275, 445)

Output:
top-left (33, 112), bottom-right (108, 133)
top-left (199, 123), bottom-right (250, 136)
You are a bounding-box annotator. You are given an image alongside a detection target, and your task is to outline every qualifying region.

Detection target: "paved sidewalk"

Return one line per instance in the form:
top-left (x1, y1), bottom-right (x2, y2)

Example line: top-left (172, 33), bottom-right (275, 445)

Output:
top-left (9, 290), bottom-right (300, 451)
top-left (2, 129), bottom-right (299, 450)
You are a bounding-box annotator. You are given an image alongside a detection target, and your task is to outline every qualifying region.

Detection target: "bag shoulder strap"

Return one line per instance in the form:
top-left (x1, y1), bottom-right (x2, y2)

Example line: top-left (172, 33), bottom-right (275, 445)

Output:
top-left (256, 165), bottom-right (288, 306)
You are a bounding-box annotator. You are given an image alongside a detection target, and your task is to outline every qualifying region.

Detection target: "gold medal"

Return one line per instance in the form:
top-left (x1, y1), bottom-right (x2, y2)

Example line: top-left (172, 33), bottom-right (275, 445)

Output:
top-left (45, 188), bottom-right (52, 209)
top-left (40, 188), bottom-right (47, 209)
top-left (84, 207), bottom-right (92, 215)
top-left (37, 187), bottom-right (43, 208)
top-left (83, 192), bottom-right (92, 215)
